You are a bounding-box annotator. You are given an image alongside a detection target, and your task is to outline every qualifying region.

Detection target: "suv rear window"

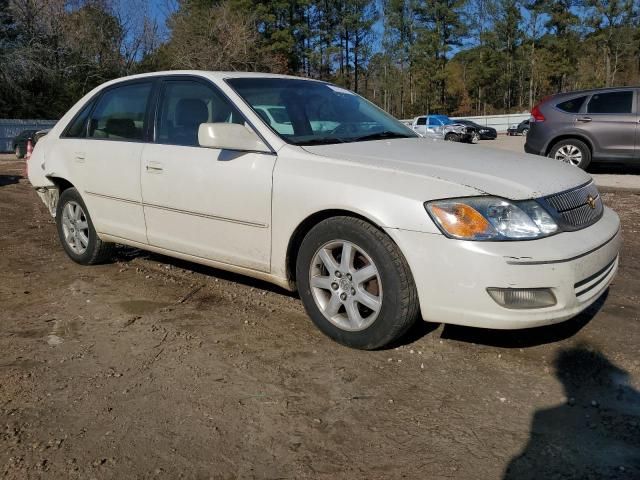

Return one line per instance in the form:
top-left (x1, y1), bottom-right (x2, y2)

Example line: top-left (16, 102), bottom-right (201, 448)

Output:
top-left (587, 91), bottom-right (633, 114)
top-left (556, 96), bottom-right (587, 113)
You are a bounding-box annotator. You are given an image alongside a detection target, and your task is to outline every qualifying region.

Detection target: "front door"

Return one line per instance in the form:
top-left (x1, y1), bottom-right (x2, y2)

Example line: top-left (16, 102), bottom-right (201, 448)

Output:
top-left (578, 89), bottom-right (638, 161)
top-left (140, 78), bottom-right (275, 272)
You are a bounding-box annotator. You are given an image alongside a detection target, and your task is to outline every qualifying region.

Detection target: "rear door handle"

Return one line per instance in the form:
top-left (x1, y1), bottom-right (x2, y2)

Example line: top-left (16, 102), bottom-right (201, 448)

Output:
top-left (74, 152), bottom-right (86, 162)
top-left (577, 117), bottom-right (592, 123)
top-left (146, 161), bottom-right (164, 173)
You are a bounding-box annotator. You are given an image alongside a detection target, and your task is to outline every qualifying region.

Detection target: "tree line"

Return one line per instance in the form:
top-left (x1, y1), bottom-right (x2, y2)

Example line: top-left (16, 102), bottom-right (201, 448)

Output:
top-left (1, 0), bottom-right (639, 120)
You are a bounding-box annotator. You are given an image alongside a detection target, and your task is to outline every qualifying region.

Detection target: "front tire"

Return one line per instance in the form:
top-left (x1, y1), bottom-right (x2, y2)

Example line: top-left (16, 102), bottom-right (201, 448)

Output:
top-left (444, 133), bottom-right (459, 142)
top-left (56, 188), bottom-right (114, 265)
top-left (296, 216), bottom-right (419, 350)
top-left (548, 139), bottom-right (591, 170)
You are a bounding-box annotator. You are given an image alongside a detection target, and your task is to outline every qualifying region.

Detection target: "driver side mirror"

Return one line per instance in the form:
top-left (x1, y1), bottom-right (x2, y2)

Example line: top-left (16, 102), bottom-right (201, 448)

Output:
top-left (198, 123), bottom-right (271, 153)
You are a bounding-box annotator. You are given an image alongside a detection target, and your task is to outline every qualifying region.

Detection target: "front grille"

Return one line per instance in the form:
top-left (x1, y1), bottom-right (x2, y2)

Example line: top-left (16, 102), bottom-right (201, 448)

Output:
top-left (543, 182), bottom-right (603, 230)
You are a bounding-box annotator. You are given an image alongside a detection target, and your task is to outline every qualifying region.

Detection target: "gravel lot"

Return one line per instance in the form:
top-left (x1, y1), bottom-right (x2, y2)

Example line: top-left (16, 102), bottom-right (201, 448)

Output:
top-left (1, 152), bottom-right (639, 479)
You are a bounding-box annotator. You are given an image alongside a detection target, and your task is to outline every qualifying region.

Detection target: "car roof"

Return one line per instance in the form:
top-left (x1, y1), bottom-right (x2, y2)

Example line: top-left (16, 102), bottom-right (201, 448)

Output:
top-left (552, 86), bottom-right (639, 99)
top-left (96, 70), bottom-right (324, 88)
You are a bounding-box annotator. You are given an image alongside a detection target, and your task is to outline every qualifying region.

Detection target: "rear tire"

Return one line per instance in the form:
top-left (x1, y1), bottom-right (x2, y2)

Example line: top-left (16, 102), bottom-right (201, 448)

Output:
top-left (296, 216), bottom-right (419, 350)
top-left (56, 188), bottom-right (114, 265)
top-left (548, 139), bottom-right (591, 170)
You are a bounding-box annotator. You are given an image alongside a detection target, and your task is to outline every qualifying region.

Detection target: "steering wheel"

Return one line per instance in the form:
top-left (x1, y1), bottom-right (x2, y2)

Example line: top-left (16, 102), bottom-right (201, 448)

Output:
top-left (329, 123), bottom-right (359, 136)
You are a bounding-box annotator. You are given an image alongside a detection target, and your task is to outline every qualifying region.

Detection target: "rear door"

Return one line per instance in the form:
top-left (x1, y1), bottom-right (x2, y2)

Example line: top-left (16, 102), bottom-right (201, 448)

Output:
top-left (64, 80), bottom-right (154, 243)
top-left (577, 90), bottom-right (637, 161)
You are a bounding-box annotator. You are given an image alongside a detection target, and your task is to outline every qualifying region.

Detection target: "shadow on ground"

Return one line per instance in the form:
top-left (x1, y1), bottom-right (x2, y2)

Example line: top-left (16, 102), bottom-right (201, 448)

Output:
top-left (112, 245), bottom-right (295, 297)
top-left (589, 163), bottom-right (640, 175)
top-left (439, 291), bottom-right (607, 348)
top-left (504, 346), bottom-right (640, 479)
top-left (0, 175), bottom-right (21, 187)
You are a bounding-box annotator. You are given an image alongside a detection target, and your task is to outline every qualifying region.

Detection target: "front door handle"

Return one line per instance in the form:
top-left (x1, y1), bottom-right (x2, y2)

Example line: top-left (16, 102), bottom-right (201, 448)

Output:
top-left (74, 152), bottom-right (86, 163)
top-left (146, 161), bottom-right (164, 173)
top-left (577, 117), bottom-right (592, 123)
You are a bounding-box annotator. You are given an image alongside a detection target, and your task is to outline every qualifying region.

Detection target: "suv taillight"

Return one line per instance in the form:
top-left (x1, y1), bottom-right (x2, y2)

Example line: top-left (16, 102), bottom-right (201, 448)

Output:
top-left (530, 96), bottom-right (551, 122)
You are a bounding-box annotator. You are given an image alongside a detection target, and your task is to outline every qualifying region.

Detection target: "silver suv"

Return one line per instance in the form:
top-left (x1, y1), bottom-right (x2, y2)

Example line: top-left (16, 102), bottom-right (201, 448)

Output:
top-left (525, 87), bottom-right (639, 169)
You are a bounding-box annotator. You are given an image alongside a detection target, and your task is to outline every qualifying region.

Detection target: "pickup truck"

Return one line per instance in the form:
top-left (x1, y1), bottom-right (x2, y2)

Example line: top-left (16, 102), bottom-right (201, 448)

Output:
top-left (411, 115), bottom-right (479, 143)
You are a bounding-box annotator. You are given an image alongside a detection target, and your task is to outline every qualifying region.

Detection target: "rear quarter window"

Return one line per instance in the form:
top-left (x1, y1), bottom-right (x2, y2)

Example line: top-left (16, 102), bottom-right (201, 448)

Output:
top-left (555, 96), bottom-right (587, 113)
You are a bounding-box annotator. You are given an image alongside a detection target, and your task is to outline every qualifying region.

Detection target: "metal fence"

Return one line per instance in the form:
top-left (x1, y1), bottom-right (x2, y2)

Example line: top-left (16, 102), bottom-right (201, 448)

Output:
top-left (0, 119), bottom-right (58, 153)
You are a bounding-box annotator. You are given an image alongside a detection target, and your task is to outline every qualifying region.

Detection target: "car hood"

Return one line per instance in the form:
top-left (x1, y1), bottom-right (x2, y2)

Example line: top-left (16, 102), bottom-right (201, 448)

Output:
top-left (302, 137), bottom-right (592, 200)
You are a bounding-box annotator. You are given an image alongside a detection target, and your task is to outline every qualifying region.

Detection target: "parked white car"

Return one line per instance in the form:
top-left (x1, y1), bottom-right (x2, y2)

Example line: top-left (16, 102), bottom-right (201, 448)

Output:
top-left (27, 71), bottom-right (621, 349)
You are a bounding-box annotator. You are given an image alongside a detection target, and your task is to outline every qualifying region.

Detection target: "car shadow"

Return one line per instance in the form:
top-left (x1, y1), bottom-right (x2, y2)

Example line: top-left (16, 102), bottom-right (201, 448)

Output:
top-left (503, 345), bottom-right (640, 478)
top-left (588, 163), bottom-right (640, 175)
top-left (0, 175), bottom-right (21, 187)
top-left (438, 290), bottom-right (607, 349)
top-left (112, 245), bottom-right (296, 297)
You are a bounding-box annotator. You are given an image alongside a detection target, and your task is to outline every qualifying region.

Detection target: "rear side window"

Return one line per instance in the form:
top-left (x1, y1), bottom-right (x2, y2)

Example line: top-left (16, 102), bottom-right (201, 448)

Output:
top-left (156, 80), bottom-right (244, 147)
top-left (556, 96), bottom-right (587, 113)
top-left (64, 100), bottom-right (95, 138)
top-left (88, 82), bottom-right (152, 141)
top-left (416, 117), bottom-right (426, 126)
top-left (587, 91), bottom-right (633, 114)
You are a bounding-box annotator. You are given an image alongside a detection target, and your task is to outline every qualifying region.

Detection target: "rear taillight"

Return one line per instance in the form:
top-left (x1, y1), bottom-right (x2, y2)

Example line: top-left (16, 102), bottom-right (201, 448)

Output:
top-left (531, 104), bottom-right (545, 122)
top-left (530, 95), bottom-right (551, 122)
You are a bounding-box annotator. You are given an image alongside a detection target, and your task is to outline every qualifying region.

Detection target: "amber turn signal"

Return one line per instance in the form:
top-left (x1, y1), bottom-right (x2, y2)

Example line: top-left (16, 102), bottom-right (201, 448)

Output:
top-left (428, 203), bottom-right (494, 240)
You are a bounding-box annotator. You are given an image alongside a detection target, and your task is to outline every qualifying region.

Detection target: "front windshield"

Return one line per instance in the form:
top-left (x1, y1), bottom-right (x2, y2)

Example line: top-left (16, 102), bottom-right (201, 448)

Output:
top-left (439, 116), bottom-right (454, 125)
top-left (226, 78), bottom-right (417, 145)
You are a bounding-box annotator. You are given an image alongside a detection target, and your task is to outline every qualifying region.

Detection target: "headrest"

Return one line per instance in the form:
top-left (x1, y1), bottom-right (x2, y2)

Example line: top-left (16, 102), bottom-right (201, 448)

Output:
top-left (176, 98), bottom-right (208, 127)
top-left (105, 118), bottom-right (136, 138)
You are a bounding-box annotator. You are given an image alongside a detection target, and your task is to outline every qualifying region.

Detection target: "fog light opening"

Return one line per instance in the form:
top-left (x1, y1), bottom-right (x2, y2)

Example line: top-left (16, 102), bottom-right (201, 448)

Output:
top-left (487, 288), bottom-right (557, 309)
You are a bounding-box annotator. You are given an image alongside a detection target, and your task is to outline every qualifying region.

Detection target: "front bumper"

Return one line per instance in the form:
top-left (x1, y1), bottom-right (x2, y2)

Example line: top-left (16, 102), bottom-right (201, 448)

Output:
top-left (386, 207), bottom-right (621, 329)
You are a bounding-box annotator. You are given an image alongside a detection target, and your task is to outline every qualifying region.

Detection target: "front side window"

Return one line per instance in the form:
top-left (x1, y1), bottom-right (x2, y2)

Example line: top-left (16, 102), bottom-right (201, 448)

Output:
top-left (227, 78), bottom-right (416, 145)
top-left (89, 82), bottom-right (152, 141)
top-left (587, 91), bottom-right (633, 114)
top-left (156, 80), bottom-right (244, 147)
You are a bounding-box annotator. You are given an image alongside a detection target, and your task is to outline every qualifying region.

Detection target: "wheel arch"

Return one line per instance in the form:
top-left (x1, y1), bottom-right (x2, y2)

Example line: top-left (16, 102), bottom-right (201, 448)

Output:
top-left (285, 209), bottom-right (388, 288)
top-left (47, 176), bottom-right (75, 193)
top-left (544, 134), bottom-right (594, 157)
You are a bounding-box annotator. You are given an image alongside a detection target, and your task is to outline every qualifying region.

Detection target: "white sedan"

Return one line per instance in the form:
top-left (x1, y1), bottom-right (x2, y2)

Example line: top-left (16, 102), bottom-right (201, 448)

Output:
top-left (27, 71), bottom-right (620, 349)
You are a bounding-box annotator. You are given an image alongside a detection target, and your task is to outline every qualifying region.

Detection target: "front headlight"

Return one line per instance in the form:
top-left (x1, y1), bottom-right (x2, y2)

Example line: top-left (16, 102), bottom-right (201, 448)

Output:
top-left (425, 197), bottom-right (558, 241)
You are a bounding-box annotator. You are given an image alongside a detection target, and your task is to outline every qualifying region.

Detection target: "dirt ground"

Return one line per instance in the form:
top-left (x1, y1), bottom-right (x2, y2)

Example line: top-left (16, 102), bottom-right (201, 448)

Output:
top-left (1, 153), bottom-right (639, 479)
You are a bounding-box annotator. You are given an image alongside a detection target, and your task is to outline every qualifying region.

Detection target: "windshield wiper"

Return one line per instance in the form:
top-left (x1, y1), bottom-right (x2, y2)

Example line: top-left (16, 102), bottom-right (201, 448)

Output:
top-left (297, 137), bottom-right (345, 146)
top-left (348, 131), bottom-right (413, 142)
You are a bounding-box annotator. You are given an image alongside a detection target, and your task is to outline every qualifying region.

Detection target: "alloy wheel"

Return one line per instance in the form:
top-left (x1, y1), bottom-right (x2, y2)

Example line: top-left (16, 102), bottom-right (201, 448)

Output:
top-left (61, 201), bottom-right (90, 254)
top-left (309, 240), bottom-right (382, 332)
top-left (554, 144), bottom-right (583, 166)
